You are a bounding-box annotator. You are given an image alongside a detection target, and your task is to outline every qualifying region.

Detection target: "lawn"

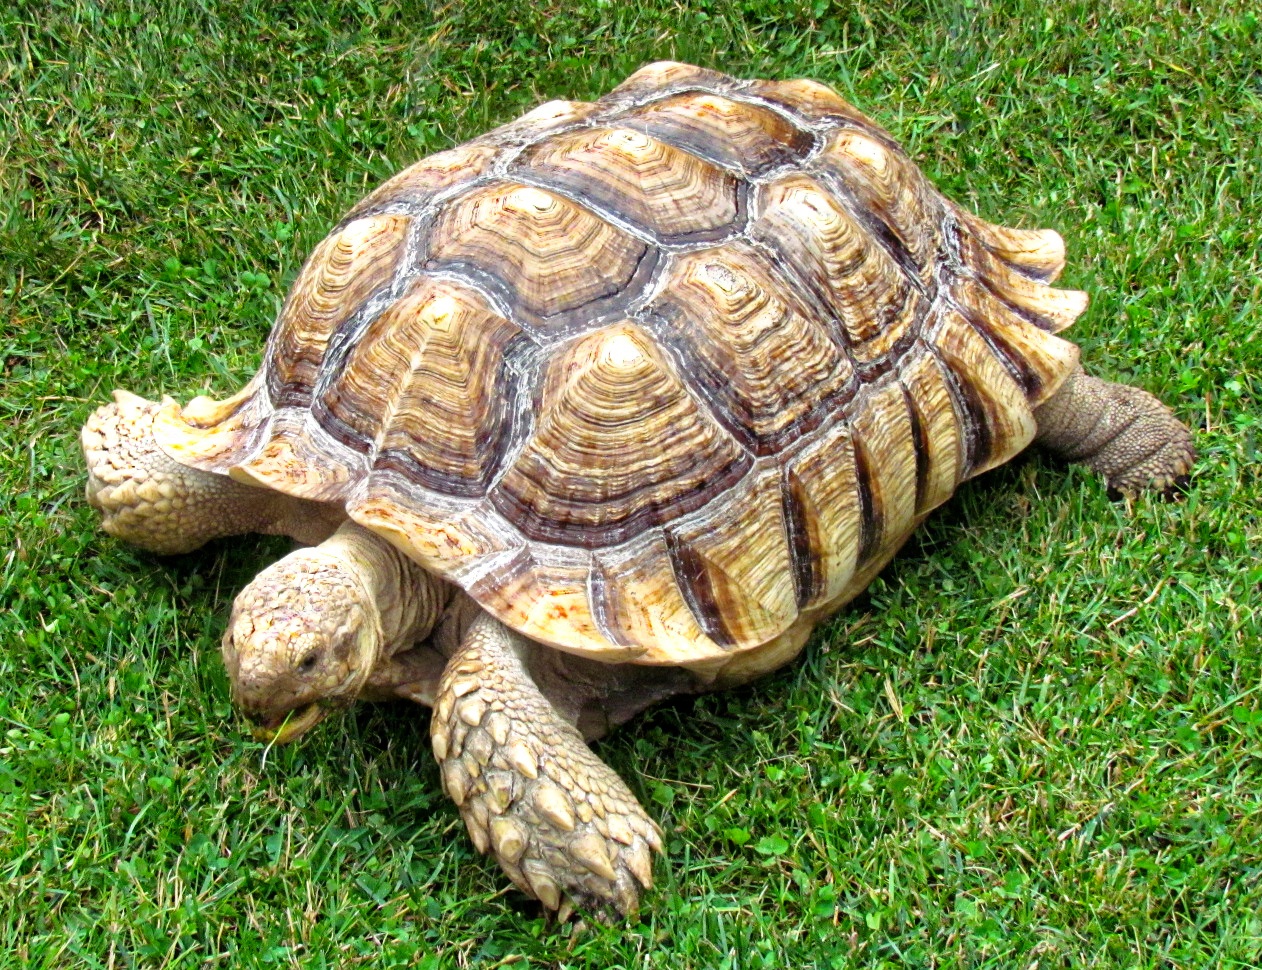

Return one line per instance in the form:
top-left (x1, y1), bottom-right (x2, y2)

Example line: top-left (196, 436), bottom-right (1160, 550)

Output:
top-left (2, 0), bottom-right (1260, 966)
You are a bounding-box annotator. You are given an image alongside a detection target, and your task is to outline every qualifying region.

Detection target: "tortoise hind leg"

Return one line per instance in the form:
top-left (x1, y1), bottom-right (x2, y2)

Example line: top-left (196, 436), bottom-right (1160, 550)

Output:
top-left (432, 613), bottom-right (692, 920)
top-left (82, 390), bottom-right (343, 554)
top-left (1033, 366), bottom-right (1195, 496)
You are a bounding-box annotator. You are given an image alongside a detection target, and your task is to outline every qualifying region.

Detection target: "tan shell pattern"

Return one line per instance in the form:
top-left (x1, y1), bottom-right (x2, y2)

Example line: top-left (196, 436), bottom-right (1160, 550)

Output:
top-left (155, 62), bottom-right (1085, 666)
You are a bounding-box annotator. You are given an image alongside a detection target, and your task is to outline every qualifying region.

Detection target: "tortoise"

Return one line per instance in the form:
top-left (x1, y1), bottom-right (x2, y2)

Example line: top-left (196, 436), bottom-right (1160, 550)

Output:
top-left (81, 62), bottom-right (1194, 918)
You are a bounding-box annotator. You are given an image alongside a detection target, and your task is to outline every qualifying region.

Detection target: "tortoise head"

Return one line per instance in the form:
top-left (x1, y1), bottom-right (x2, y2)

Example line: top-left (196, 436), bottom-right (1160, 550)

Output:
top-left (221, 546), bottom-right (383, 744)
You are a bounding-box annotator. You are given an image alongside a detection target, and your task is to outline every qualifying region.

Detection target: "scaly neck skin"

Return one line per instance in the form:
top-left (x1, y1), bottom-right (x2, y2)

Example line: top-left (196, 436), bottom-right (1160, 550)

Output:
top-left (324, 521), bottom-right (453, 657)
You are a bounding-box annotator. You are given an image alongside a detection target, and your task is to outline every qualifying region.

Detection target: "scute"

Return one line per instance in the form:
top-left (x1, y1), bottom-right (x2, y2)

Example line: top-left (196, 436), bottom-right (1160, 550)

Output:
top-left (318, 275), bottom-right (522, 496)
top-left (602, 61), bottom-right (735, 105)
top-left (747, 76), bottom-right (895, 140)
top-left (616, 91), bottom-right (814, 176)
top-left (932, 309), bottom-right (1041, 476)
top-left (664, 468), bottom-right (796, 647)
top-left (898, 350), bottom-right (964, 515)
top-left (425, 183), bottom-right (652, 335)
top-left (588, 534), bottom-right (713, 662)
top-left (154, 63), bottom-right (1089, 671)
top-left (513, 127), bottom-right (742, 243)
top-left (465, 549), bottom-right (616, 658)
top-left (951, 218), bottom-right (1088, 339)
top-left (342, 142), bottom-right (499, 221)
top-left (816, 128), bottom-right (944, 283)
top-left (783, 423), bottom-right (863, 609)
top-left (491, 322), bottom-right (751, 547)
top-left (267, 214), bottom-right (411, 408)
top-left (649, 242), bottom-right (855, 452)
top-left (751, 172), bottom-right (928, 369)
top-left (848, 381), bottom-right (921, 567)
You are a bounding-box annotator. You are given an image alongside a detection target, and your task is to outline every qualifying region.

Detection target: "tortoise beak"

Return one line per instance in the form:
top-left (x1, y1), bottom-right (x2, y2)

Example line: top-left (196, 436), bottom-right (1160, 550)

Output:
top-left (250, 703), bottom-right (327, 745)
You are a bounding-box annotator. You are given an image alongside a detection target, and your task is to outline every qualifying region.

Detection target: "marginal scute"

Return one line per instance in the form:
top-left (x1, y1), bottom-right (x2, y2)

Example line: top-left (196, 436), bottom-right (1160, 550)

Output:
top-left (349, 485), bottom-right (520, 580)
top-left (617, 91), bottom-right (814, 176)
top-left (955, 208), bottom-right (1068, 284)
top-left (782, 422), bottom-right (861, 608)
top-left (950, 275), bottom-right (1084, 404)
top-left (152, 373), bottom-right (271, 474)
top-left (587, 535), bottom-right (719, 663)
top-left (898, 350), bottom-right (964, 514)
top-left (650, 243), bottom-right (854, 452)
top-left (317, 275), bottom-right (521, 496)
top-left (266, 214), bottom-right (410, 408)
top-left (952, 219), bottom-right (1089, 338)
top-left (229, 409), bottom-right (363, 501)
top-left (848, 380), bottom-right (920, 567)
top-left (932, 308), bottom-right (1039, 477)
top-left (514, 127), bottom-right (741, 242)
top-left (426, 183), bottom-right (650, 333)
top-left (462, 548), bottom-right (627, 658)
top-left (665, 468), bottom-right (796, 647)
top-left (751, 173), bottom-right (926, 366)
top-left (343, 142), bottom-right (498, 220)
top-left (492, 322), bottom-right (751, 546)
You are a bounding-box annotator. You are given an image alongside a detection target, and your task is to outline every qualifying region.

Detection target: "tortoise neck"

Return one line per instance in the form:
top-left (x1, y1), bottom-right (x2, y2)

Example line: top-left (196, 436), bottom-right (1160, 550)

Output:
top-left (326, 521), bottom-right (451, 656)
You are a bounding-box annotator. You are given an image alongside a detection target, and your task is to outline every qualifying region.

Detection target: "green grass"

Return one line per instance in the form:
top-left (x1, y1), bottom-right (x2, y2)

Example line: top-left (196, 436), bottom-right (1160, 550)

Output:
top-left (2, 0), bottom-right (1260, 965)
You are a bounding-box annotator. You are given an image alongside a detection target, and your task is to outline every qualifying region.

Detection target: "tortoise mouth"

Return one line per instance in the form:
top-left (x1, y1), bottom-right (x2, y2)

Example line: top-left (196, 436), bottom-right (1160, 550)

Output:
top-left (250, 703), bottom-right (327, 745)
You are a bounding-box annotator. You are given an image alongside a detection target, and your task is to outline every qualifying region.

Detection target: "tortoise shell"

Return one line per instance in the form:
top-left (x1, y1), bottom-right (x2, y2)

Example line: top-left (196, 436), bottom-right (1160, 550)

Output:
top-left (154, 62), bottom-right (1083, 672)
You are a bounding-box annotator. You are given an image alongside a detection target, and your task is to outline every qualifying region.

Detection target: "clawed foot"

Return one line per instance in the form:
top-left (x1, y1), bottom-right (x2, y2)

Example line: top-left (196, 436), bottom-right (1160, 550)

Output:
top-left (432, 616), bottom-right (661, 920)
top-left (1034, 369), bottom-right (1196, 499)
top-left (82, 389), bottom-right (343, 553)
top-left (1091, 383), bottom-right (1195, 498)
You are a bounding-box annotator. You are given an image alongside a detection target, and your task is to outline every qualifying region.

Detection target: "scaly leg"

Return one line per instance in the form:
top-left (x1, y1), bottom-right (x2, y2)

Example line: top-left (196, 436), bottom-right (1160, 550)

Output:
top-left (82, 389), bottom-right (343, 554)
top-left (1034, 366), bottom-right (1195, 496)
top-left (432, 613), bottom-right (693, 919)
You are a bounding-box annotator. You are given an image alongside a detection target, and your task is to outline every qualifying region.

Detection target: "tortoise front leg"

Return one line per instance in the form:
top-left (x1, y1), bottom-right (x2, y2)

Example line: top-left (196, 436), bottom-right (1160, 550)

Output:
top-left (1034, 365), bottom-right (1195, 496)
top-left (82, 390), bottom-right (343, 554)
top-left (432, 613), bottom-right (685, 919)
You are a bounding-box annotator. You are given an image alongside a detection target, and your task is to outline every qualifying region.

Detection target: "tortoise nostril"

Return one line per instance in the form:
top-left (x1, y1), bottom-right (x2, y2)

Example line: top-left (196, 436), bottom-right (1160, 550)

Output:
top-left (297, 650), bottom-right (320, 675)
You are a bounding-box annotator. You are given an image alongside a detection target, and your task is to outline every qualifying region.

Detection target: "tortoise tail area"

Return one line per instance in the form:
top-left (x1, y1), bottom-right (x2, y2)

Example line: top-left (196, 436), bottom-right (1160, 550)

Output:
top-left (795, 103), bottom-right (1087, 416)
top-left (802, 112), bottom-right (1090, 476)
